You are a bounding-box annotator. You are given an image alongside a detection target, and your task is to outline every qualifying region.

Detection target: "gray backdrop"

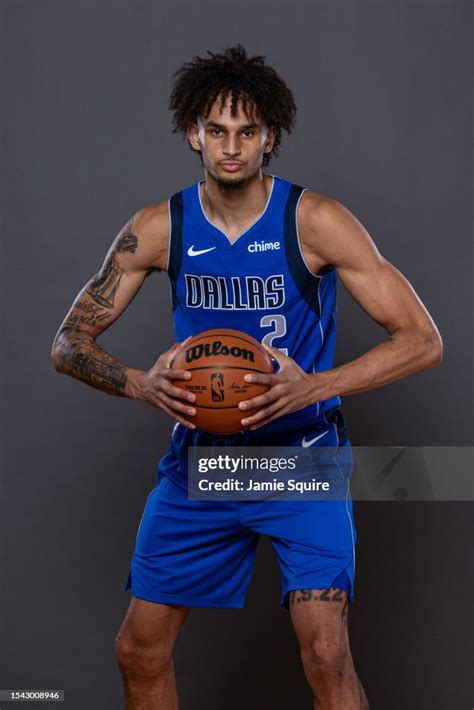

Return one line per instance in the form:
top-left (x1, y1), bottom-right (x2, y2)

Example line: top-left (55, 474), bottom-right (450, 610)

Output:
top-left (2, 1), bottom-right (472, 708)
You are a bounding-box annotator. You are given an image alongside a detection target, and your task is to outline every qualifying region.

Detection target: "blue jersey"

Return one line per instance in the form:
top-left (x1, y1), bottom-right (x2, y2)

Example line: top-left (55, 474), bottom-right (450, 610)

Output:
top-left (123, 176), bottom-right (357, 607)
top-left (167, 174), bottom-right (341, 434)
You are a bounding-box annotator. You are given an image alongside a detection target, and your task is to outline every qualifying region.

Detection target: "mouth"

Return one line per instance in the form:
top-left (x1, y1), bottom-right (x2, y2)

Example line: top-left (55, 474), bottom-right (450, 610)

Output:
top-left (220, 162), bottom-right (244, 172)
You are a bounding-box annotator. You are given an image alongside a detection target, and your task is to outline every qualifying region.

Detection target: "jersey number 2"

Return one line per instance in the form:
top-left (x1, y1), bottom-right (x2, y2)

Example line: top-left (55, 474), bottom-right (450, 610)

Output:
top-left (260, 314), bottom-right (288, 356)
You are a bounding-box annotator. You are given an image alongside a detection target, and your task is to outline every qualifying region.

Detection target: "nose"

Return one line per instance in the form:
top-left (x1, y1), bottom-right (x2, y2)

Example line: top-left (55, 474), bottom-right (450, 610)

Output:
top-left (222, 133), bottom-right (241, 158)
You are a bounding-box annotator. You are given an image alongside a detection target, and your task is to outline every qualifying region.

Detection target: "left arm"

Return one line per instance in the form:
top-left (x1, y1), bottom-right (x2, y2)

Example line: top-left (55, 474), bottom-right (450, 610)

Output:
top-left (239, 195), bottom-right (443, 429)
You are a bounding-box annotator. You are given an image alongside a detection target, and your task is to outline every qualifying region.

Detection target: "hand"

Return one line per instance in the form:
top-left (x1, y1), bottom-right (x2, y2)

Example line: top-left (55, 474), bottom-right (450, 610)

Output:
top-left (138, 337), bottom-right (197, 429)
top-left (238, 344), bottom-right (319, 430)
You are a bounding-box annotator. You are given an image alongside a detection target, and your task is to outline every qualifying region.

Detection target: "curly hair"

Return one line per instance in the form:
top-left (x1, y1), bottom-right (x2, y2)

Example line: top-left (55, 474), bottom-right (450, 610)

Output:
top-left (169, 44), bottom-right (297, 166)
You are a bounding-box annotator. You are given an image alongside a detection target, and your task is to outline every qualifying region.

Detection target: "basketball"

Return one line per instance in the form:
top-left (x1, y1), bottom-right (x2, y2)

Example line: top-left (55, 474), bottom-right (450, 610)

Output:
top-left (171, 328), bottom-right (275, 434)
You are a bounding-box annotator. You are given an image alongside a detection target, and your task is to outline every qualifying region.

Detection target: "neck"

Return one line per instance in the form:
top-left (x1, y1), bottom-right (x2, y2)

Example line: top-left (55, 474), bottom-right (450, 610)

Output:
top-left (199, 170), bottom-right (273, 229)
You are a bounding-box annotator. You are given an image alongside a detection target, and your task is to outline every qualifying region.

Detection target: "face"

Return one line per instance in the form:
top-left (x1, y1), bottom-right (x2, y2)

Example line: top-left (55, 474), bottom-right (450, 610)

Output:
top-left (187, 94), bottom-right (276, 188)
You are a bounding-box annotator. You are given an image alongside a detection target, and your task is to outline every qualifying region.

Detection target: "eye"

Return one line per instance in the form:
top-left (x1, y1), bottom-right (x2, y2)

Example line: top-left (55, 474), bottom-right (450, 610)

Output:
top-left (243, 130), bottom-right (255, 137)
top-left (210, 128), bottom-right (222, 136)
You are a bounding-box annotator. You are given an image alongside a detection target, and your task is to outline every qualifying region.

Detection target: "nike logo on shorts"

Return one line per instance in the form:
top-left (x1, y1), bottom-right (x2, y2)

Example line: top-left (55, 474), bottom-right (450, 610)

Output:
top-left (187, 245), bottom-right (217, 257)
top-left (301, 430), bottom-right (329, 447)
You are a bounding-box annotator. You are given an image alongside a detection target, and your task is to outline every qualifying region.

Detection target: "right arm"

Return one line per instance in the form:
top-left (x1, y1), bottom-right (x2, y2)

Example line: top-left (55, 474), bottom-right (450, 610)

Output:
top-left (50, 202), bottom-right (197, 428)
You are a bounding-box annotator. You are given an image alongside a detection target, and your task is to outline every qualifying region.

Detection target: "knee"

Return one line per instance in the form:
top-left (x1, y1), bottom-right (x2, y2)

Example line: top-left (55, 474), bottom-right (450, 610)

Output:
top-left (115, 635), bottom-right (172, 679)
top-left (300, 637), bottom-right (351, 677)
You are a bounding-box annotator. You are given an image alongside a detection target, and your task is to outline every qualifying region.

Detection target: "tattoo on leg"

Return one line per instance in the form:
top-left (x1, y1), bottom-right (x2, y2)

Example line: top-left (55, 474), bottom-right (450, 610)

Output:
top-left (330, 588), bottom-right (344, 602)
top-left (290, 587), bottom-right (347, 606)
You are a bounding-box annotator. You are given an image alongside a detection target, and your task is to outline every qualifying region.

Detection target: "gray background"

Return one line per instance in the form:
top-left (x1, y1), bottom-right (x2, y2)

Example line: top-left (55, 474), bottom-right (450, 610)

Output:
top-left (1, 1), bottom-right (472, 708)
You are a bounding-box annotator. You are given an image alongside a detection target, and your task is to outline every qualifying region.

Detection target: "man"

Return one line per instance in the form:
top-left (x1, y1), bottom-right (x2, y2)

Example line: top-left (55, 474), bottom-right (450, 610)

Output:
top-left (51, 45), bottom-right (442, 709)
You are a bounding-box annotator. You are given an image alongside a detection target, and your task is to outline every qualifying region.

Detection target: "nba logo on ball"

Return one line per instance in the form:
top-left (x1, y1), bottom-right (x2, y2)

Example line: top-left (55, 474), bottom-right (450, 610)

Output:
top-left (171, 328), bottom-right (275, 434)
top-left (211, 373), bottom-right (225, 402)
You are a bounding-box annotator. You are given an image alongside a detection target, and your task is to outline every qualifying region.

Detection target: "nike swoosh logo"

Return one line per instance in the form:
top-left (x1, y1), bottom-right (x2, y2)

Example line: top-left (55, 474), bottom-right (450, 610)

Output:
top-left (187, 245), bottom-right (217, 257)
top-left (301, 430), bottom-right (329, 447)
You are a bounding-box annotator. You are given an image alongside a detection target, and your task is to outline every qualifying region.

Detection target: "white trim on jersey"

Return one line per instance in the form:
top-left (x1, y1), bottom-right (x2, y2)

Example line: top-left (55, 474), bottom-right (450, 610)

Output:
top-left (331, 419), bottom-right (357, 589)
top-left (294, 188), bottom-right (323, 281)
top-left (197, 175), bottom-right (276, 245)
top-left (295, 187), bottom-right (325, 349)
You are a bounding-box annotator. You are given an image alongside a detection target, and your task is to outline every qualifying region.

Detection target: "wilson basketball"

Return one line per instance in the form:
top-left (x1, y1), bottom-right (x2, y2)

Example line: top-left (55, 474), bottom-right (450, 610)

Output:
top-left (171, 328), bottom-right (275, 434)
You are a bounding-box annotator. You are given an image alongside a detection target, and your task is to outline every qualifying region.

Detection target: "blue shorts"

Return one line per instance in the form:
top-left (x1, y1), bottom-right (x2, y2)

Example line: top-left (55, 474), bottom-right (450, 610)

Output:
top-left (124, 407), bottom-right (357, 609)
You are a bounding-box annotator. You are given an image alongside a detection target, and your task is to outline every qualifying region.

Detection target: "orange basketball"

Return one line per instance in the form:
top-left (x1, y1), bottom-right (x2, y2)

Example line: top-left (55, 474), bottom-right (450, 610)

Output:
top-left (171, 328), bottom-right (275, 434)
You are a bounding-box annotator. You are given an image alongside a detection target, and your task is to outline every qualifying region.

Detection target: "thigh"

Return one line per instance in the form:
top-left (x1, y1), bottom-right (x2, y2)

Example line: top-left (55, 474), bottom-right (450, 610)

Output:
top-left (125, 476), bottom-right (259, 608)
top-left (243, 497), bottom-right (356, 609)
top-left (116, 596), bottom-right (191, 651)
top-left (242, 410), bottom-right (357, 609)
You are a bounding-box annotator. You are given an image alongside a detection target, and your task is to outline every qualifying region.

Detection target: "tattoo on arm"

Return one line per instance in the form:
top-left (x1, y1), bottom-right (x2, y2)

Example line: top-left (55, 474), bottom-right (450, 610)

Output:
top-left (55, 223), bottom-right (139, 394)
top-left (64, 299), bottom-right (113, 329)
top-left (86, 222), bottom-right (138, 308)
top-left (54, 220), bottom-right (154, 396)
top-left (54, 325), bottom-right (128, 396)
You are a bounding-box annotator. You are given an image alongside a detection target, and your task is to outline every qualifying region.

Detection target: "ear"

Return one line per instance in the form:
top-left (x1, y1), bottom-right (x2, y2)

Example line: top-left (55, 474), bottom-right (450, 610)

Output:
top-left (187, 122), bottom-right (201, 152)
top-left (264, 126), bottom-right (276, 154)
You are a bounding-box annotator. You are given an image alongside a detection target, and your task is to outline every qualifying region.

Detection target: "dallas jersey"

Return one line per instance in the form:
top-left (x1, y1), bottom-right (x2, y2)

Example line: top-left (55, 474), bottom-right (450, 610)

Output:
top-left (167, 174), bottom-right (342, 435)
top-left (123, 175), bottom-right (357, 606)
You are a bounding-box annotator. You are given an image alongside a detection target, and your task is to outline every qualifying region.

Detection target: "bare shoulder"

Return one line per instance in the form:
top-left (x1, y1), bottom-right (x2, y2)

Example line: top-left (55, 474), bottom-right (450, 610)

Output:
top-left (127, 199), bottom-right (170, 273)
top-left (297, 190), bottom-right (383, 270)
top-left (298, 190), bottom-right (357, 239)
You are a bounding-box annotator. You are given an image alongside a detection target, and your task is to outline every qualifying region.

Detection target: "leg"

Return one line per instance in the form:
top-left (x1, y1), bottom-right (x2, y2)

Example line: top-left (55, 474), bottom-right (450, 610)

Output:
top-left (120, 473), bottom-right (257, 705)
top-left (115, 596), bottom-right (191, 710)
top-left (289, 587), bottom-right (369, 710)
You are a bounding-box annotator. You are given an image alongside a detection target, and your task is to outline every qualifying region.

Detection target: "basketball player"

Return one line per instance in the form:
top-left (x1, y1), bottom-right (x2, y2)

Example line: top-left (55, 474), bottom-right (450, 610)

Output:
top-left (51, 45), bottom-right (443, 709)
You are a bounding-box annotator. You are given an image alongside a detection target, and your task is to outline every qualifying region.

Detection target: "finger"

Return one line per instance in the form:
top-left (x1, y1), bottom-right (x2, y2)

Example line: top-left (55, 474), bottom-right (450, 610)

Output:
top-left (172, 335), bottom-right (193, 350)
top-left (158, 401), bottom-right (196, 429)
top-left (163, 336), bottom-right (193, 368)
top-left (175, 335), bottom-right (193, 353)
top-left (238, 385), bottom-right (284, 411)
top-left (161, 368), bottom-right (192, 381)
top-left (241, 398), bottom-right (288, 427)
top-left (248, 409), bottom-right (286, 430)
top-left (163, 349), bottom-right (182, 368)
top-left (162, 381), bottom-right (196, 402)
top-left (243, 372), bottom-right (280, 386)
top-left (156, 349), bottom-right (178, 369)
top-left (159, 392), bottom-right (197, 418)
top-left (248, 402), bottom-right (288, 430)
top-left (261, 343), bottom-right (289, 368)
